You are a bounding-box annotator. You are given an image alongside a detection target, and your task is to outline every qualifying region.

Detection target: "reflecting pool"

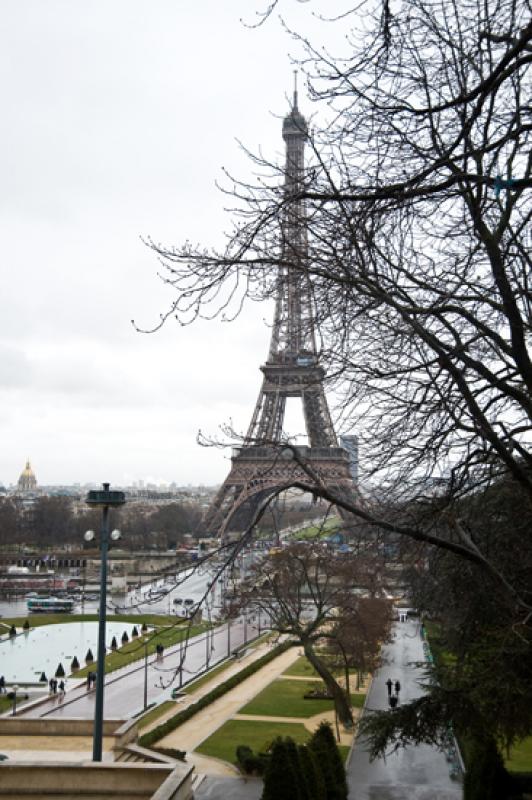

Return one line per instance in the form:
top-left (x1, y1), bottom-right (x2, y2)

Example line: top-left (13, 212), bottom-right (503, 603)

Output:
top-left (0, 621), bottom-right (144, 683)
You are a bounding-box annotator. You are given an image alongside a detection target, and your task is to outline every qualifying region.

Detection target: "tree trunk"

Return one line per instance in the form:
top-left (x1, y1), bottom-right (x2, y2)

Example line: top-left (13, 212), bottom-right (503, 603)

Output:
top-left (303, 642), bottom-right (353, 728)
top-left (344, 661), bottom-right (351, 705)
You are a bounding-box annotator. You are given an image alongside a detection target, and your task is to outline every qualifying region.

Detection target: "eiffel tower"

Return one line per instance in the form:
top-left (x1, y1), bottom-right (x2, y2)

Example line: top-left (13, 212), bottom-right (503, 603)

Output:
top-left (204, 86), bottom-right (357, 540)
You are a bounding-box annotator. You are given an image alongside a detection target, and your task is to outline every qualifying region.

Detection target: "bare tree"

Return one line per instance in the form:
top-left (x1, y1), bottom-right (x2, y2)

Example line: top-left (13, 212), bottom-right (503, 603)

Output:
top-left (139, 0), bottom-right (532, 759)
top-left (231, 541), bottom-right (392, 727)
top-left (142, 0), bottom-right (531, 574)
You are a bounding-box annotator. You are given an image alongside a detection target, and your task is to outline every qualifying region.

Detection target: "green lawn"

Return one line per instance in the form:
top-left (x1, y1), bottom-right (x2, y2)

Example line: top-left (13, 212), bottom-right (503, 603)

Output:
top-left (75, 623), bottom-right (208, 678)
top-left (137, 700), bottom-right (176, 730)
top-left (1, 613), bottom-right (181, 629)
top-left (197, 719), bottom-right (351, 766)
top-left (0, 696), bottom-right (13, 714)
top-left (289, 517), bottom-right (340, 541)
top-left (283, 656), bottom-right (321, 678)
top-left (505, 737), bottom-right (532, 772)
top-left (282, 655), bottom-right (364, 688)
top-left (239, 677), bottom-right (337, 718)
top-left (197, 719), bottom-right (311, 764)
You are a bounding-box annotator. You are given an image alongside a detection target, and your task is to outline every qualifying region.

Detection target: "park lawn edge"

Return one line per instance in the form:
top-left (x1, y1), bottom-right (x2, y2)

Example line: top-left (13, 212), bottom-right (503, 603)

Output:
top-left (138, 640), bottom-right (295, 747)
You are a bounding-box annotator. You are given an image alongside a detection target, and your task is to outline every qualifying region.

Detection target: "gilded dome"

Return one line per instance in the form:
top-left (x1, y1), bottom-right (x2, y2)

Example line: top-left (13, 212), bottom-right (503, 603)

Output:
top-left (18, 459), bottom-right (37, 491)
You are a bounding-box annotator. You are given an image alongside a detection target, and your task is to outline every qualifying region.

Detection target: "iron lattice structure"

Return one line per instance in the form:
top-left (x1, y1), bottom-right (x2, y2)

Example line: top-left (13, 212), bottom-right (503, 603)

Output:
top-left (204, 90), bottom-right (358, 539)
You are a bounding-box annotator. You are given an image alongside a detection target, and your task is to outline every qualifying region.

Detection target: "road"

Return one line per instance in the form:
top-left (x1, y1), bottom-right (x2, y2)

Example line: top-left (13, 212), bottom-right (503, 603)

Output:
top-left (19, 615), bottom-right (263, 720)
top-left (347, 619), bottom-right (463, 800)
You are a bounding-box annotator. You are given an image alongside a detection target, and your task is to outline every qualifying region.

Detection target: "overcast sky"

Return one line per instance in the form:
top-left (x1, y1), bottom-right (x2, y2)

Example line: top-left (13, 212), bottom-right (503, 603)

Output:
top-left (0, 1), bottom-right (349, 488)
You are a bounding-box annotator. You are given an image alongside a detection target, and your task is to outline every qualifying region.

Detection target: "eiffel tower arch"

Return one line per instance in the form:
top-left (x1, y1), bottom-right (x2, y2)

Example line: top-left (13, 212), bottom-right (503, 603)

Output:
top-left (203, 87), bottom-right (358, 540)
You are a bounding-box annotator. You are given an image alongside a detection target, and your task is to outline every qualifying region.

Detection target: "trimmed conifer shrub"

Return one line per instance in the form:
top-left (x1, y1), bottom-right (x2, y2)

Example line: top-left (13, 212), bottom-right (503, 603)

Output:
top-left (23, 619), bottom-right (30, 630)
top-left (71, 657), bottom-right (80, 672)
top-left (309, 722), bottom-right (347, 800)
top-left (141, 622), bottom-right (148, 633)
top-left (284, 738), bottom-right (306, 798)
top-left (122, 631), bottom-right (129, 644)
top-left (110, 636), bottom-right (118, 650)
top-left (298, 744), bottom-right (327, 800)
top-left (262, 738), bottom-right (303, 800)
top-left (55, 662), bottom-right (65, 678)
top-left (85, 648), bottom-right (94, 664)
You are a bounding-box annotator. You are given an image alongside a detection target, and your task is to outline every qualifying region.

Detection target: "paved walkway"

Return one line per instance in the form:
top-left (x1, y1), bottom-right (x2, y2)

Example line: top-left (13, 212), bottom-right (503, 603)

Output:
top-left (347, 620), bottom-right (463, 799)
top-left (158, 644), bottom-right (301, 752)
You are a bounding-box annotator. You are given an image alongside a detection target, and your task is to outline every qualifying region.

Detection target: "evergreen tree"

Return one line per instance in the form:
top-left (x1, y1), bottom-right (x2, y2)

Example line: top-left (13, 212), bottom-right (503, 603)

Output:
top-left (309, 723), bottom-right (347, 800)
top-left (262, 738), bottom-right (303, 800)
top-left (55, 662), bottom-right (65, 678)
top-left (464, 738), bottom-right (516, 800)
top-left (284, 738), bottom-right (307, 799)
top-left (110, 636), bottom-right (118, 650)
top-left (298, 745), bottom-right (327, 800)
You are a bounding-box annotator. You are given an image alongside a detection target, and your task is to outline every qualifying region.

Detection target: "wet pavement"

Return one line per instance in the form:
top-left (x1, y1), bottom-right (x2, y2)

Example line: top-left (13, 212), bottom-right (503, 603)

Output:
top-left (0, 621), bottom-right (139, 683)
top-left (196, 776), bottom-right (263, 799)
top-left (347, 620), bottom-right (463, 800)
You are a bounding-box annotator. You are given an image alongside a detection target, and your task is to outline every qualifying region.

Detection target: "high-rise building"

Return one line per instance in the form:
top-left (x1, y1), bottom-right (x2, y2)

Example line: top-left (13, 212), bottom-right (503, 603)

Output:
top-left (339, 435), bottom-right (359, 483)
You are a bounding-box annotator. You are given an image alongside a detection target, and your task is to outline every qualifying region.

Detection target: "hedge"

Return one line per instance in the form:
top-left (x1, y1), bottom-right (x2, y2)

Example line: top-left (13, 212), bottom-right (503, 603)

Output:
top-left (139, 640), bottom-right (294, 747)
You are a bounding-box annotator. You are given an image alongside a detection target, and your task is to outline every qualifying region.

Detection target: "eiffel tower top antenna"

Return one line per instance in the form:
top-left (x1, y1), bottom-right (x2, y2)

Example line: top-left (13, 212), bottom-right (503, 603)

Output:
top-left (293, 69), bottom-right (298, 110)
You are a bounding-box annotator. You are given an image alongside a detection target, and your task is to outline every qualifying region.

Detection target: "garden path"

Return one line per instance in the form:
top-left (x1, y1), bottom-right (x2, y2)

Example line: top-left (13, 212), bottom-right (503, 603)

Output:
top-left (157, 644), bottom-right (301, 752)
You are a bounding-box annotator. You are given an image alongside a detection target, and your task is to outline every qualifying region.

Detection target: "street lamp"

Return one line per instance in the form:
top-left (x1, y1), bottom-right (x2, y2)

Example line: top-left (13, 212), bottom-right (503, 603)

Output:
top-left (143, 639), bottom-right (149, 710)
top-left (11, 685), bottom-right (18, 716)
top-left (85, 482), bottom-right (125, 762)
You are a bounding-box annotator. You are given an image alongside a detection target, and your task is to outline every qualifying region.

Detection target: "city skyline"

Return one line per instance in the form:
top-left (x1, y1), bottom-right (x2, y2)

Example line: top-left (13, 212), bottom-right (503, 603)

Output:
top-left (0, 2), bottom-right (348, 487)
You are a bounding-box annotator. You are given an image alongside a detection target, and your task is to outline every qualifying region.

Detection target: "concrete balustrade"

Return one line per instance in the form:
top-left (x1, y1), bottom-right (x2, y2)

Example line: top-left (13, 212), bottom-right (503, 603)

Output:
top-left (0, 761), bottom-right (194, 800)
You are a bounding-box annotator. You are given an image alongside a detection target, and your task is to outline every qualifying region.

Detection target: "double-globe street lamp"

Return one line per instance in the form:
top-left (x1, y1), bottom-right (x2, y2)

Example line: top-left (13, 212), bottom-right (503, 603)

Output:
top-left (85, 482), bottom-right (125, 762)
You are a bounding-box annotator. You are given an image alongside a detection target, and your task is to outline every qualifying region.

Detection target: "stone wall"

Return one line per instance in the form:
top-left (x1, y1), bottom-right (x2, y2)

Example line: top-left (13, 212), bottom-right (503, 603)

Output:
top-left (0, 762), bottom-right (193, 800)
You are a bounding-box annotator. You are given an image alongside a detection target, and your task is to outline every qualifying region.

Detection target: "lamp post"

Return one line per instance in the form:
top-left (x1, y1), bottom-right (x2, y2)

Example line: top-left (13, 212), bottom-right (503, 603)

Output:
top-left (143, 639), bottom-right (148, 710)
top-left (11, 685), bottom-right (18, 716)
top-left (85, 482), bottom-right (125, 762)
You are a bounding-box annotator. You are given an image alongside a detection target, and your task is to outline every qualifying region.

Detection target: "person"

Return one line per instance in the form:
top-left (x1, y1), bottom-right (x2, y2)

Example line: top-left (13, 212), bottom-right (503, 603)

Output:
top-left (0, 676), bottom-right (5, 694)
top-left (385, 678), bottom-right (393, 696)
top-left (58, 680), bottom-right (65, 698)
top-left (389, 694), bottom-right (398, 709)
top-left (49, 678), bottom-right (54, 694)
top-left (86, 672), bottom-right (91, 690)
top-left (52, 678), bottom-right (58, 694)
top-left (395, 680), bottom-right (401, 694)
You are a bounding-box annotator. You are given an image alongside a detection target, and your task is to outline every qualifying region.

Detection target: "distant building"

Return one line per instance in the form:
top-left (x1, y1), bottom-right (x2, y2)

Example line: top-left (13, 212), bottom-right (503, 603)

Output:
top-left (17, 459), bottom-right (38, 493)
top-left (339, 435), bottom-right (359, 483)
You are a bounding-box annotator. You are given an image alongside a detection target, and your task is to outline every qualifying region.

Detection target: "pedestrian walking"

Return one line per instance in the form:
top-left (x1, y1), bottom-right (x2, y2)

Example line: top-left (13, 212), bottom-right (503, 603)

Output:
top-left (86, 672), bottom-right (91, 690)
top-left (386, 678), bottom-right (393, 696)
top-left (0, 675), bottom-right (5, 694)
top-left (52, 678), bottom-right (58, 694)
top-left (58, 680), bottom-right (65, 698)
top-left (49, 678), bottom-right (54, 694)
top-left (395, 680), bottom-right (401, 694)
